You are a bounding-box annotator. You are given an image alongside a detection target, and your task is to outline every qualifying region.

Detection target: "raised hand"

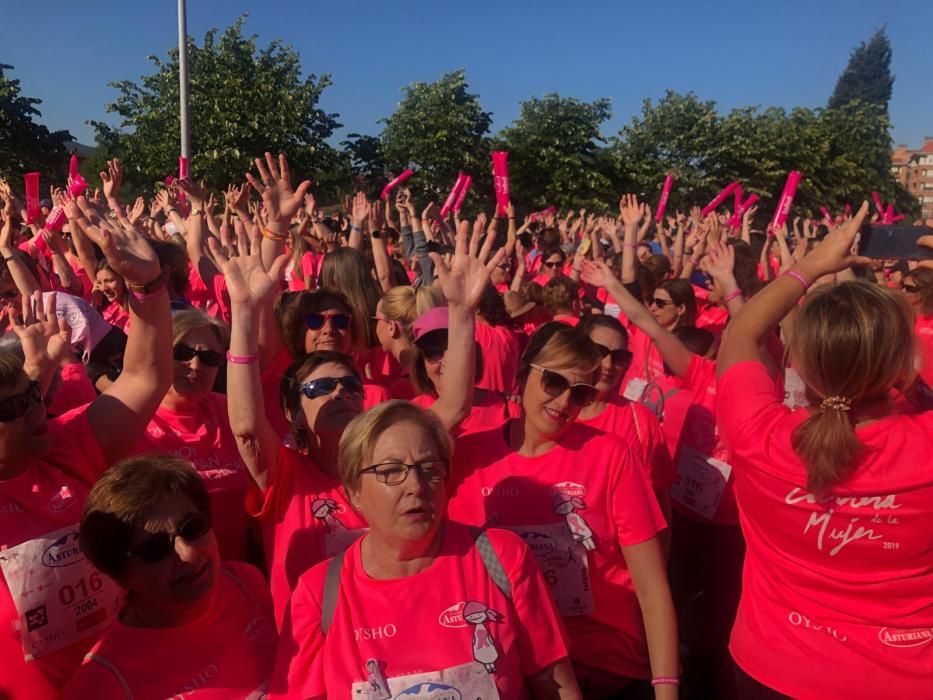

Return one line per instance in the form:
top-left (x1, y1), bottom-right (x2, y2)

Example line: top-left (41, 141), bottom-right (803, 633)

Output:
top-left (127, 196), bottom-right (146, 225)
top-left (580, 259), bottom-right (618, 289)
top-left (12, 292), bottom-right (73, 374)
top-left (619, 194), bottom-right (645, 227)
top-left (368, 199), bottom-right (385, 232)
top-left (80, 207), bottom-right (161, 287)
top-left (100, 159), bottom-right (123, 201)
top-left (351, 191), bottom-right (371, 227)
top-left (207, 226), bottom-right (287, 307)
top-left (700, 241), bottom-right (736, 282)
top-left (430, 220), bottom-right (506, 310)
top-left (797, 201), bottom-right (871, 277)
top-left (176, 179), bottom-right (207, 210)
top-left (244, 152), bottom-right (311, 234)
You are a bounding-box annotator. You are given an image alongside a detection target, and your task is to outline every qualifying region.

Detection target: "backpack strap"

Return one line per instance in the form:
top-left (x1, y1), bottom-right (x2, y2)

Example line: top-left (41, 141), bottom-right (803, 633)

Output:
top-left (468, 526), bottom-right (512, 602)
top-left (320, 549), bottom-right (347, 636)
top-left (86, 653), bottom-right (134, 699)
top-left (639, 380), bottom-right (666, 422)
top-left (630, 401), bottom-right (643, 448)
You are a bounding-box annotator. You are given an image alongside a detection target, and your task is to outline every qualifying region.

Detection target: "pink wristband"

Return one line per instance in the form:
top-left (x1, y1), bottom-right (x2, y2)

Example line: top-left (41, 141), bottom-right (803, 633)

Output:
top-left (783, 269), bottom-right (810, 290)
top-left (131, 287), bottom-right (167, 302)
top-left (722, 288), bottom-right (743, 303)
top-left (226, 351), bottom-right (258, 365)
top-left (623, 242), bottom-right (637, 249)
top-left (651, 677), bottom-right (681, 687)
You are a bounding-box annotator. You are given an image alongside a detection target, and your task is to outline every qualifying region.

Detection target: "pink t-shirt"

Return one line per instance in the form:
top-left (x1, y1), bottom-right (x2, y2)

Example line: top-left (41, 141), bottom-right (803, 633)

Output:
top-left (261, 349), bottom-right (293, 439)
top-left (579, 397), bottom-right (675, 508)
top-left (135, 394), bottom-right (252, 562)
top-left (0, 407), bottom-right (117, 699)
top-left (412, 391), bottom-right (519, 438)
top-left (718, 361), bottom-right (933, 699)
top-left (914, 314), bottom-right (933, 388)
top-left (62, 562), bottom-right (276, 700)
top-left (247, 445), bottom-right (367, 628)
top-left (100, 302), bottom-right (129, 333)
top-left (475, 321), bottom-right (521, 394)
top-left (48, 362), bottom-right (96, 417)
top-left (270, 522), bottom-right (569, 700)
top-left (301, 251), bottom-right (322, 288)
top-left (448, 422), bottom-right (667, 678)
top-left (622, 326), bottom-right (665, 391)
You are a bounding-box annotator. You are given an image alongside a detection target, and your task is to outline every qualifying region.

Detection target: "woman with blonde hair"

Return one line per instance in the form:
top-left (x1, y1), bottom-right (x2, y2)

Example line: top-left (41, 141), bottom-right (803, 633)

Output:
top-left (716, 202), bottom-right (933, 699)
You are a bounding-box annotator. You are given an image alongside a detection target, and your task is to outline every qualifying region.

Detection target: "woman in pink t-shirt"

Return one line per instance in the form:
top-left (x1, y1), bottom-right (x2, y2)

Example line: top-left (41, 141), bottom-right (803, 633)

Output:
top-left (901, 267), bottom-right (933, 388)
top-left (216, 223), bottom-right (504, 625)
top-left (448, 322), bottom-right (679, 699)
top-left (94, 261), bottom-right (130, 332)
top-left (64, 455), bottom-right (276, 699)
top-left (716, 203), bottom-right (933, 700)
top-left (272, 401), bottom-right (579, 700)
top-left (134, 309), bottom-right (252, 562)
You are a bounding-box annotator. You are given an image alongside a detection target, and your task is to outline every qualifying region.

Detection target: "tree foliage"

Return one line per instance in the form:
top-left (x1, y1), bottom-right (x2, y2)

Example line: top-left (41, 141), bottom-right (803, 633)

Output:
top-left (0, 64), bottom-right (72, 181)
top-left (341, 133), bottom-right (387, 197)
top-left (498, 94), bottom-right (615, 211)
top-left (90, 16), bottom-right (341, 195)
top-left (828, 28), bottom-right (894, 111)
top-left (380, 70), bottom-right (493, 203)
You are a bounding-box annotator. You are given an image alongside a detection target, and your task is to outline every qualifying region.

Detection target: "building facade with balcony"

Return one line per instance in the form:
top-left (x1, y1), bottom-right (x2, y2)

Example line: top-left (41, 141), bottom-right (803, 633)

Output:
top-left (892, 137), bottom-right (933, 221)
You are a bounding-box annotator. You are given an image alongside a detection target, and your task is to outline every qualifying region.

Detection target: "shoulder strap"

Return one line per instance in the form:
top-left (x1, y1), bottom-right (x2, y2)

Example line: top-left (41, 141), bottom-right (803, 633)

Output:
top-left (86, 653), bottom-right (134, 700)
top-left (468, 526), bottom-right (512, 602)
top-left (320, 549), bottom-right (346, 636)
top-left (639, 381), bottom-right (666, 422)
top-left (630, 401), bottom-right (643, 447)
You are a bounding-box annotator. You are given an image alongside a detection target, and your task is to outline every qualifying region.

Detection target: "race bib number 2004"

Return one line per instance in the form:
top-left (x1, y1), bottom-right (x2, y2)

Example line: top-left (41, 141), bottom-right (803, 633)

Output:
top-left (0, 524), bottom-right (123, 660)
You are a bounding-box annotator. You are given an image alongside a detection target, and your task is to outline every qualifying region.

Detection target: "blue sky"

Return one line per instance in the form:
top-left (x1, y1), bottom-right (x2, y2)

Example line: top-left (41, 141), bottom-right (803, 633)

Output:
top-left (3, 0), bottom-right (932, 149)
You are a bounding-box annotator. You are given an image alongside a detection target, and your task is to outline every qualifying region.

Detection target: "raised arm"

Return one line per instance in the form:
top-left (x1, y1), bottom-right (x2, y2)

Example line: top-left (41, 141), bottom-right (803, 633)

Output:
top-left (369, 200), bottom-right (395, 292)
top-left (348, 191), bottom-right (368, 252)
top-left (618, 194), bottom-right (644, 284)
top-left (0, 194), bottom-right (40, 298)
top-left (700, 242), bottom-right (744, 316)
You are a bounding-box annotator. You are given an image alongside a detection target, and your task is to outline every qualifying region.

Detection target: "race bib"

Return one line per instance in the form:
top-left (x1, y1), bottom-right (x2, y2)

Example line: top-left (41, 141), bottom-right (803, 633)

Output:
top-left (623, 378), bottom-right (648, 402)
top-left (604, 304), bottom-right (621, 319)
top-left (350, 661), bottom-right (499, 699)
top-left (508, 522), bottom-right (594, 617)
top-left (0, 524), bottom-right (123, 660)
top-left (783, 367), bottom-right (810, 410)
top-left (671, 446), bottom-right (732, 520)
top-left (324, 528), bottom-right (367, 559)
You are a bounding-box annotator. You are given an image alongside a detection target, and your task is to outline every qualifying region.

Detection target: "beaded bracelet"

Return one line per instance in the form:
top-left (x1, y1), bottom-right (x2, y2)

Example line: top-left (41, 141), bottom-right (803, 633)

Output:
top-left (783, 269), bottom-right (810, 290)
top-left (226, 352), bottom-right (258, 365)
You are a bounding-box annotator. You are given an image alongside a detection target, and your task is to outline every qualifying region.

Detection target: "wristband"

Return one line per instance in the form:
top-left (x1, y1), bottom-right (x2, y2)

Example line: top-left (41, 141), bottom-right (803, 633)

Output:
top-left (131, 286), bottom-right (167, 302)
top-left (651, 677), bottom-right (681, 687)
top-left (350, 223), bottom-right (362, 231)
top-left (127, 277), bottom-right (165, 295)
top-left (189, 208), bottom-right (203, 216)
top-left (623, 243), bottom-right (637, 249)
top-left (722, 288), bottom-right (743, 303)
top-left (226, 351), bottom-right (258, 365)
top-left (689, 257), bottom-right (700, 267)
top-left (261, 228), bottom-right (288, 242)
top-left (783, 269), bottom-right (810, 291)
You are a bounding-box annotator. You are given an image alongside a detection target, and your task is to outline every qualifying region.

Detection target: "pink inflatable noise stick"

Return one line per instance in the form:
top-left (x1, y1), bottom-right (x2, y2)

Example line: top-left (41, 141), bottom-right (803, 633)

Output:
top-left (701, 181), bottom-right (740, 217)
top-left (68, 154), bottom-right (88, 197)
top-left (381, 169), bottom-right (414, 201)
top-left (871, 191), bottom-right (885, 218)
top-left (440, 172), bottom-right (468, 217)
top-left (820, 207), bottom-right (835, 227)
top-left (655, 175), bottom-right (674, 223)
top-left (24, 172), bottom-right (41, 224)
top-left (492, 151), bottom-right (511, 217)
top-left (769, 171), bottom-right (803, 230)
top-left (44, 207), bottom-right (66, 233)
top-left (727, 193), bottom-right (758, 229)
top-left (883, 203), bottom-right (894, 225)
top-left (453, 175), bottom-right (473, 212)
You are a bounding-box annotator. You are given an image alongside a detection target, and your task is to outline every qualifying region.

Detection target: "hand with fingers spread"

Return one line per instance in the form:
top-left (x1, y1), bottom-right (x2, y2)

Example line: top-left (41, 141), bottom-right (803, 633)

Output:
top-left (244, 152), bottom-right (312, 235)
top-left (700, 241), bottom-right (736, 283)
top-left (13, 292), bottom-right (73, 383)
top-left (100, 159), bottom-right (123, 203)
top-left (430, 221), bottom-right (505, 311)
top-left (619, 194), bottom-right (645, 227)
top-left (80, 210), bottom-right (161, 287)
top-left (580, 259), bottom-right (618, 290)
top-left (795, 201), bottom-right (871, 279)
top-left (207, 228), bottom-right (287, 308)
top-left (127, 196), bottom-right (146, 225)
top-left (351, 191), bottom-right (371, 228)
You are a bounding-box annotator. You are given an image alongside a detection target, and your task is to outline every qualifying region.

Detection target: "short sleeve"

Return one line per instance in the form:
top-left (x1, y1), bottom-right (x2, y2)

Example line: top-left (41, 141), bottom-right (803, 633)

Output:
top-left (61, 655), bottom-right (134, 700)
top-left (487, 529), bottom-right (569, 676)
top-left (716, 361), bottom-right (788, 450)
top-left (44, 405), bottom-right (107, 484)
top-left (246, 444), bottom-right (296, 521)
top-left (269, 568), bottom-right (328, 699)
top-left (608, 443), bottom-right (667, 546)
top-left (683, 354), bottom-right (716, 395)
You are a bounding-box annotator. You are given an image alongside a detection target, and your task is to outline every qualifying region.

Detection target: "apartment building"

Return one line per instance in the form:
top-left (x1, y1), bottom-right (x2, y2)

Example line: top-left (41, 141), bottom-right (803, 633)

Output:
top-left (891, 137), bottom-right (933, 220)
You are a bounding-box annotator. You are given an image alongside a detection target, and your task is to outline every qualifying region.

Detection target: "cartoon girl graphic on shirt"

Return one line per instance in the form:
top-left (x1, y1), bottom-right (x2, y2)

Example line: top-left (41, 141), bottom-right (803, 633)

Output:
top-left (364, 658), bottom-right (391, 700)
top-left (553, 495), bottom-right (596, 551)
top-left (462, 601), bottom-right (503, 673)
top-left (311, 497), bottom-right (348, 533)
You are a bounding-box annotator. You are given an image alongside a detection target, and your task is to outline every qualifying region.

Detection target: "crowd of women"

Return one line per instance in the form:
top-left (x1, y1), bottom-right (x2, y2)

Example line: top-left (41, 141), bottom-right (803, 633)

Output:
top-left (0, 152), bottom-right (931, 700)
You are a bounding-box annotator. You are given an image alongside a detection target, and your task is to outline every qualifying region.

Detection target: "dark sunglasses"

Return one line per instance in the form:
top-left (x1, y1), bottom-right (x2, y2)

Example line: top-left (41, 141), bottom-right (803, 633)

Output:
top-left (902, 284), bottom-right (920, 293)
top-left (126, 512), bottom-right (212, 564)
top-left (299, 375), bottom-right (364, 400)
top-left (0, 381), bottom-right (41, 423)
top-left (421, 343), bottom-right (447, 363)
top-left (306, 312), bottom-right (352, 331)
top-left (650, 297), bottom-right (674, 308)
top-left (0, 289), bottom-right (18, 301)
top-left (594, 343), bottom-right (633, 367)
top-left (173, 345), bottom-right (224, 367)
top-left (530, 364), bottom-right (597, 407)
top-left (543, 260), bottom-right (562, 268)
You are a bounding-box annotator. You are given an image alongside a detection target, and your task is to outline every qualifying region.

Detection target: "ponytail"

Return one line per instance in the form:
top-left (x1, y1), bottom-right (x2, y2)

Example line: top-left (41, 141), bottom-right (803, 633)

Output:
top-left (791, 407), bottom-right (863, 495)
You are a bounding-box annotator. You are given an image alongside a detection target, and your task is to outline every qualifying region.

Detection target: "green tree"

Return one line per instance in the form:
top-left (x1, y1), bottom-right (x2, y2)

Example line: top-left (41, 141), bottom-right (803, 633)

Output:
top-left (341, 133), bottom-right (387, 197)
top-left (828, 28), bottom-right (894, 111)
top-left (498, 94), bottom-right (614, 211)
top-left (380, 70), bottom-right (492, 203)
top-left (90, 16), bottom-right (341, 195)
top-left (0, 64), bottom-right (72, 182)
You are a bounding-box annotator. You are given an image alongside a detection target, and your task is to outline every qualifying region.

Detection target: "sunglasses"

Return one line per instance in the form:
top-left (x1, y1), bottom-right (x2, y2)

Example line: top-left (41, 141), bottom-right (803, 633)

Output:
top-left (299, 375), bottom-right (364, 400)
top-left (421, 343), bottom-right (447, 363)
top-left (649, 297), bottom-right (674, 308)
top-left (126, 512), bottom-right (212, 565)
top-left (0, 381), bottom-right (41, 423)
top-left (902, 284), bottom-right (920, 293)
top-left (173, 345), bottom-right (224, 367)
top-left (0, 289), bottom-right (18, 301)
top-left (529, 364), bottom-right (597, 407)
top-left (543, 261), bottom-right (562, 269)
top-left (306, 312), bottom-right (352, 331)
top-left (594, 343), bottom-right (633, 367)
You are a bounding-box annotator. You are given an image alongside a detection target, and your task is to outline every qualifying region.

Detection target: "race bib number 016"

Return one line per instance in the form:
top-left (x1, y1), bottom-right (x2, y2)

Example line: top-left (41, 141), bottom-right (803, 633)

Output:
top-left (671, 446), bottom-right (733, 520)
top-left (0, 524), bottom-right (123, 660)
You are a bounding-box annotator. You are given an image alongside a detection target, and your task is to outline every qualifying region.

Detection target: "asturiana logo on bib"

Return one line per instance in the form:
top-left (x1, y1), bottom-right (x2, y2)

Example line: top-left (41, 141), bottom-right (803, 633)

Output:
top-left (438, 602), bottom-right (467, 629)
top-left (398, 683), bottom-right (463, 700)
top-left (878, 627), bottom-right (933, 648)
top-left (519, 531), bottom-right (558, 556)
top-left (41, 531), bottom-right (85, 568)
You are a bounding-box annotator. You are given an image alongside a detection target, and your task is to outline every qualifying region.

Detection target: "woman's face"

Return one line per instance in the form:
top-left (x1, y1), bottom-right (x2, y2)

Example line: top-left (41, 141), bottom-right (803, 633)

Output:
top-left (296, 361), bottom-right (364, 443)
top-left (171, 326), bottom-right (222, 399)
top-left (350, 420), bottom-right (447, 547)
top-left (649, 288), bottom-right (683, 330)
top-left (902, 275), bottom-right (924, 312)
top-left (491, 260), bottom-right (511, 286)
top-left (0, 371), bottom-right (48, 472)
top-left (373, 301), bottom-right (396, 353)
top-left (121, 494), bottom-right (220, 621)
top-left (587, 326), bottom-right (629, 396)
top-left (419, 331), bottom-right (448, 396)
top-left (521, 359), bottom-right (595, 440)
top-left (96, 269), bottom-right (125, 304)
top-left (636, 244), bottom-right (652, 264)
top-left (303, 306), bottom-right (353, 354)
top-left (542, 254), bottom-right (564, 280)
